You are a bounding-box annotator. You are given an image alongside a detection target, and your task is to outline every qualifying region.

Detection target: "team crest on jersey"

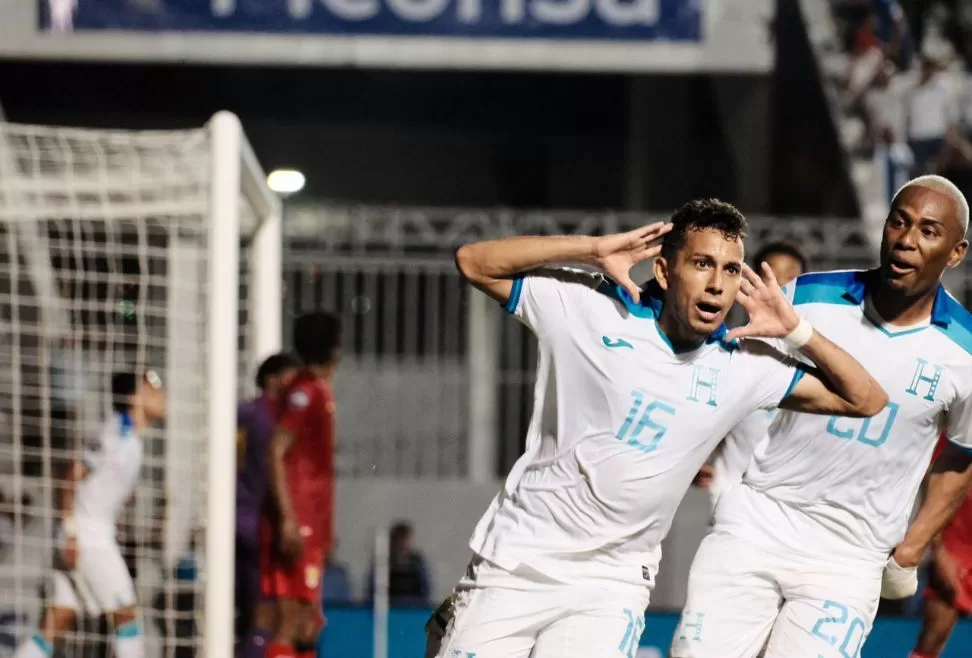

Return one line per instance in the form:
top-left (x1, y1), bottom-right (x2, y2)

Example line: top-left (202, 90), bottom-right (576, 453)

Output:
top-left (289, 390), bottom-right (310, 409)
top-left (905, 358), bottom-right (944, 402)
top-left (305, 566), bottom-right (321, 588)
top-left (687, 365), bottom-right (720, 407)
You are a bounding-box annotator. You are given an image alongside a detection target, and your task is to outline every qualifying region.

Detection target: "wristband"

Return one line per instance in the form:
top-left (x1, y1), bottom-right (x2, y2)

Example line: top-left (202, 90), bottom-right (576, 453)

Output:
top-left (62, 517), bottom-right (77, 538)
top-left (783, 318), bottom-right (813, 350)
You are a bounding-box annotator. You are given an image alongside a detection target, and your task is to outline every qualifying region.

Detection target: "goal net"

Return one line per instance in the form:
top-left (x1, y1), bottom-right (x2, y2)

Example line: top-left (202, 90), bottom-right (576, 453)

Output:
top-left (0, 113), bottom-right (281, 658)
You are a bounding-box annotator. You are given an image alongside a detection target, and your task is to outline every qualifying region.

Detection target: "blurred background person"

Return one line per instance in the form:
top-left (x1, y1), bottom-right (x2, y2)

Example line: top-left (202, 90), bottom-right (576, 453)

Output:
top-left (367, 522), bottom-right (431, 608)
top-left (10, 371), bottom-right (165, 658)
top-left (260, 313), bottom-right (341, 658)
top-left (236, 353), bottom-right (300, 658)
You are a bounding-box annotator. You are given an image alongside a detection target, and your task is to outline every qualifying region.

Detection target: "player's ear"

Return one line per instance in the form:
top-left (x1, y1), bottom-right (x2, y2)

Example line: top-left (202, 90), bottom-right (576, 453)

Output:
top-left (653, 256), bottom-right (670, 291)
top-left (948, 239), bottom-right (969, 269)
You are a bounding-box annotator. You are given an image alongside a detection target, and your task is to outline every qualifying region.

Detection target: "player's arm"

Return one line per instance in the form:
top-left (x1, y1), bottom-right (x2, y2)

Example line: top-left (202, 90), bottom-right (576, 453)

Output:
top-left (729, 264), bottom-right (887, 418)
top-left (455, 222), bottom-right (671, 305)
top-left (268, 385), bottom-right (318, 561)
top-left (778, 330), bottom-right (889, 417)
top-left (893, 441), bottom-right (972, 568)
top-left (55, 458), bottom-right (88, 569)
top-left (267, 427), bottom-right (298, 525)
top-left (57, 458), bottom-right (88, 525)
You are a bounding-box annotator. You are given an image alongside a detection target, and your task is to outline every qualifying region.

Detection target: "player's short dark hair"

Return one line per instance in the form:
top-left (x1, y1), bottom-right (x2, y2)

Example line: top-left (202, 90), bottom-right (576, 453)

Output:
top-left (255, 352), bottom-right (300, 391)
top-left (753, 241), bottom-right (808, 273)
top-left (660, 199), bottom-right (748, 262)
top-left (293, 312), bottom-right (342, 366)
top-left (111, 371), bottom-right (138, 413)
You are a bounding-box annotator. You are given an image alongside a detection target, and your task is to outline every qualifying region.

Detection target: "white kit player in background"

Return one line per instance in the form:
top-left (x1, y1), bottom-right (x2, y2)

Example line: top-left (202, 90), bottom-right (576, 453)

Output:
top-left (13, 370), bottom-right (166, 658)
top-left (671, 176), bottom-right (972, 658)
top-left (693, 242), bottom-right (808, 511)
top-left (429, 199), bottom-right (887, 658)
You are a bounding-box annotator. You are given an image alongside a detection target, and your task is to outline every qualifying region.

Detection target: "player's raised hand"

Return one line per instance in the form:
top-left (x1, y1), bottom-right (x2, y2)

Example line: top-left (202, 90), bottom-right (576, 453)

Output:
top-left (593, 222), bottom-right (672, 303)
top-left (725, 263), bottom-right (800, 342)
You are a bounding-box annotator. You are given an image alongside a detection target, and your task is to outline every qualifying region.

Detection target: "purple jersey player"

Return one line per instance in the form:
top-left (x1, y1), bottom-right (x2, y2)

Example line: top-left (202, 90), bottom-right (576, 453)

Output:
top-left (236, 353), bottom-right (299, 658)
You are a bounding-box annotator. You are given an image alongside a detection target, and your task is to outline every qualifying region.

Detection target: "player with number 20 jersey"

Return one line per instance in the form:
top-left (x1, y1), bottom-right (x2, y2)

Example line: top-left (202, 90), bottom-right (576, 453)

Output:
top-left (673, 176), bottom-right (972, 658)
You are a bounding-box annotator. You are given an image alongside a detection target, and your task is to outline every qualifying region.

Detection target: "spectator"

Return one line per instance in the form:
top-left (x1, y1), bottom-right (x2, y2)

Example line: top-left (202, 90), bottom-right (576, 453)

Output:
top-left (873, 0), bottom-right (912, 67)
top-left (905, 52), bottom-right (959, 175)
top-left (367, 521), bottom-right (431, 606)
top-left (859, 58), bottom-right (915, 196)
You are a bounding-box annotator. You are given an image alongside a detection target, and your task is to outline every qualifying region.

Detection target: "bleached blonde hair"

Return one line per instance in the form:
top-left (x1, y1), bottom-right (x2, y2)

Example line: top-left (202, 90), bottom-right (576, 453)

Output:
top-left (892, 175), bottom-right (969, 236)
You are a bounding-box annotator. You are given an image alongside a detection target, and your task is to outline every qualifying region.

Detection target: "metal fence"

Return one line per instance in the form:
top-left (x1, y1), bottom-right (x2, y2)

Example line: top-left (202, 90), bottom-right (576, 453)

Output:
top-left (281, 205), bottom-right (972, 480)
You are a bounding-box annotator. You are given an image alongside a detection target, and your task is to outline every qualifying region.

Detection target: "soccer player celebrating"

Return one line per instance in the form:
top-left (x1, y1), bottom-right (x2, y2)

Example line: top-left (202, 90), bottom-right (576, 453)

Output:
top-left (431, 200), bottom-right (886, 658)
top-left (237, 353), bottom-right (299, 658)
top-left (261, 313), bottom-right (341, 658)
top-left (911, 435), bottom-right (972, 658)
top-left (671, 175), bottom-right (972, 658)
top-left (694, 241), bottom-right (808, 509)
top-left (13, 370), bottom-right (166, 658)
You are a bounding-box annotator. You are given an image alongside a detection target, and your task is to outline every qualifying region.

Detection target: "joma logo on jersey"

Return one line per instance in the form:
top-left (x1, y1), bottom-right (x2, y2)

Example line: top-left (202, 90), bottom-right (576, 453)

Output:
top-left (602, 336), bottom-right (634, 350)
top-left (905, 358), bottom-right (944, 402)
top-left (687, 366), bottom-right (720, 407)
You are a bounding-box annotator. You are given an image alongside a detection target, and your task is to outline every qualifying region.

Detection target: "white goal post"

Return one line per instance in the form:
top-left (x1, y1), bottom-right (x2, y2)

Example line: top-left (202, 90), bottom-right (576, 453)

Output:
top-left (206, 112), bottom-right (282, 658)
top-left (0, 111), bottom-right (281, 658)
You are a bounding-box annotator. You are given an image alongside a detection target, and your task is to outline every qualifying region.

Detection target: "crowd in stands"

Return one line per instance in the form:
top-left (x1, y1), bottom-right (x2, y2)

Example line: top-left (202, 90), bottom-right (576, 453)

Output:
top-left (827, 0), bottom-right (972, 198)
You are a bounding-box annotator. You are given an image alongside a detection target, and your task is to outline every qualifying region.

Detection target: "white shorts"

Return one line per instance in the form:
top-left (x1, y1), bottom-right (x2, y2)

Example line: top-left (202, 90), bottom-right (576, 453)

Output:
top-left (48, 540), bottom-right (136, 616)
top-left (670, 530), bottom-right (880, 658)
top-left (437, 584), bottom-right (650, 658)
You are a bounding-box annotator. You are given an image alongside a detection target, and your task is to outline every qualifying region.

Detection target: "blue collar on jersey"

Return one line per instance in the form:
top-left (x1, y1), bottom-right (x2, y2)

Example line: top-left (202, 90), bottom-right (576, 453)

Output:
top-left (116, 411), bottom-right (134, 437)
top-left (844, 268), bottom-right (953, 328)
top-left (597, 278), bottom-right (731, 351)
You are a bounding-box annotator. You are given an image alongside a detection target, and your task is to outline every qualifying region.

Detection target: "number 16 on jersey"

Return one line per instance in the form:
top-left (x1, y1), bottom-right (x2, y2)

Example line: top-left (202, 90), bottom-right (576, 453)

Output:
top-left (616, 390), bottom-right (676, 454)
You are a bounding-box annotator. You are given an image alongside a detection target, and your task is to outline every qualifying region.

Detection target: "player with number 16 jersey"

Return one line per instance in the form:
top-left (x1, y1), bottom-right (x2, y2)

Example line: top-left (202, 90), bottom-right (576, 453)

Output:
top-left (433, 200), bottom-right (887, 658)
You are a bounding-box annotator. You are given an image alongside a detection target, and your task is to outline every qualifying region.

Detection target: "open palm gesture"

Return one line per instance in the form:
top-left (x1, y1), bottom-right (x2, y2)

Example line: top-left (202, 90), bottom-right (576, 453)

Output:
top-left (593, 222), bottom-right (672, 302)
top-left (725, 263), bottom-right (801, 342)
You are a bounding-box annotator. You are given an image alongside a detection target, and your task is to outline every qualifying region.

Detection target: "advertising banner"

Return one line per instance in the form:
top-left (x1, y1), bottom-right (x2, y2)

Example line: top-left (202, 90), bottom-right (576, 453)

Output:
top-left (40, 0), bottom-right (702, 41)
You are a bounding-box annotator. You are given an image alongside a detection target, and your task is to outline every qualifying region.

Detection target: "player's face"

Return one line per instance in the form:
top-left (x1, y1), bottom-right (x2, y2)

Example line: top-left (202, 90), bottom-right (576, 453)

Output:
top-left (762, 252), bottom-right (804, 287)
top-left (267, 368), bottom-right (298, 398)
top-left (655, 228), bottom-right (744, 341)
top-left (880, 186), bottom-right (968, 297)
top-left (141, 382), bottom-right (167, 421)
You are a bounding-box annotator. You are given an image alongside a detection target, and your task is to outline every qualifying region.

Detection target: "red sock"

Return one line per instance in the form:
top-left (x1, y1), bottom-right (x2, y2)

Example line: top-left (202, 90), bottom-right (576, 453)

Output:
top-left (910, 652), bottom-right (938, 658)
top-left (297, 651), bottom-right (316, 658)
top-left (266, 643), bottom-right (296, 658)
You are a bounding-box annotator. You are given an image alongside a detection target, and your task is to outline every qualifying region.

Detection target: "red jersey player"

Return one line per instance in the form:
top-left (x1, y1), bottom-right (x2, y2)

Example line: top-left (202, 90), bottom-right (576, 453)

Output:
top-left (912, 435), bottom-right (972, 658)
top-left (261, 312), bottom-right (341, 658)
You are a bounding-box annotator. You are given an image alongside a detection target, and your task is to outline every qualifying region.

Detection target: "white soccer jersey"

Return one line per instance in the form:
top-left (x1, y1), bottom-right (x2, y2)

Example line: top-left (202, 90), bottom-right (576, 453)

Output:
top-left (75, 412), bottom-right (143, 542)
top-left (708, 409), bottom-right (776, 509)
top-left (736, 269), bottom-right (972, 560)
top-left (467, 269), bottom-right (803, 590)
